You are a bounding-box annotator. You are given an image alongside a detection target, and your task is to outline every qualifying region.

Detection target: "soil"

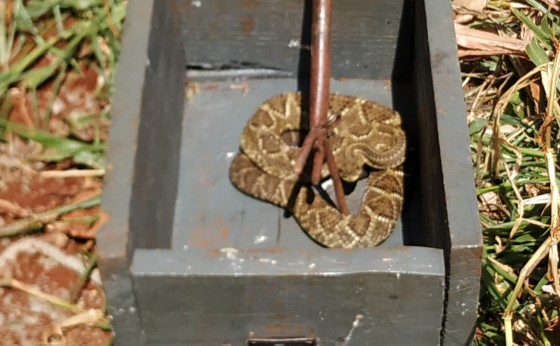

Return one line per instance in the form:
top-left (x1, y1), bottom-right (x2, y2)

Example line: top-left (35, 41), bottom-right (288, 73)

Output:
top-left (0, 64), bottom-right (112, 345)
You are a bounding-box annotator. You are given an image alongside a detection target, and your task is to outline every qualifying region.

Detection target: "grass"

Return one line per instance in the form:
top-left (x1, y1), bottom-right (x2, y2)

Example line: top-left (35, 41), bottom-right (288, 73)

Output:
top-left (0, 0), bottom-right (559, 345)
top-left (461, 1), bottom-right (560, 344)
top-left (0, 193), bottom-right (100, 237)
top-left (0, 0), bottom-right (126, 344)
top-left (0, 0), bottom-right (125, 160)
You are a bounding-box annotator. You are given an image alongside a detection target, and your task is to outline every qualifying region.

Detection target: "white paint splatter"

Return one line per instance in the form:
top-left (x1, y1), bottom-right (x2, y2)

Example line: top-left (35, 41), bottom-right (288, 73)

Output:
top-left (220, 247), bottom-right (239, 260)
top-left (288, 39), bottom-right (300, 48)
top-left (258, 258), bottom-right (277, 265)
top-left (254, 235), bottom-right (268, 244)
top-left (341, 314), bottom-right (364, 344)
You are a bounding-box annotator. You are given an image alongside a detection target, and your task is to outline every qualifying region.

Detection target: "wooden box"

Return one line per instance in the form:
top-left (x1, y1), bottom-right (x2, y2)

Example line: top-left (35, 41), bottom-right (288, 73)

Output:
top-left (98, 0), bottom-right (482, 345)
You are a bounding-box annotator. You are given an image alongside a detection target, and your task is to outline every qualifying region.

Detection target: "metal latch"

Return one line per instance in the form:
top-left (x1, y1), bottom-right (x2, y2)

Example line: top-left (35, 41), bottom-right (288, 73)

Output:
top-left (246, 336), bottom-right (317, 346)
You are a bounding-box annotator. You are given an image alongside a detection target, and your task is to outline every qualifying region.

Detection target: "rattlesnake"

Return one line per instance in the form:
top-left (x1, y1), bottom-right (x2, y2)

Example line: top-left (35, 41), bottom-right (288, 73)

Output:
top-left (229, 92), bottom-right (406, 248)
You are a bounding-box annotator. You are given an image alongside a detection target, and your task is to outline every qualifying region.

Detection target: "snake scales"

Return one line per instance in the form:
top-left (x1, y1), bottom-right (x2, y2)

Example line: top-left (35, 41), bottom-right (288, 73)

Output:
top-left (229, 92), bottom-right (406, 248)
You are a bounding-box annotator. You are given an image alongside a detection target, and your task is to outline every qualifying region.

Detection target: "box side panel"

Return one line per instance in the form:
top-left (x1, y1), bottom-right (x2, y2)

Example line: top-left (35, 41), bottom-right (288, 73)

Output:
top-left (413, 0), bottom-right (448, 252)
top-left (129, 0), bottom-right (186, 249)
top-left (178, 0), bottom-right (405, 79)
top-left (389, 0), bottom-right (427, 249)
top-left (99, 0), bottom-right (186, 343)
top-left (99, 0), bottom-right (153, 270)
top-left (98, 1), bottom-right (158, 344)
top-left (415, 0), bottom-right (483, 344)
top-left (446, 246), bottom-right (482, 343)
top-left (132, 248), bottom-right (445, 345)
top-left (139, 274), bottom-right (443, 345)
top-left (99, 257), bottom-right (145, 344)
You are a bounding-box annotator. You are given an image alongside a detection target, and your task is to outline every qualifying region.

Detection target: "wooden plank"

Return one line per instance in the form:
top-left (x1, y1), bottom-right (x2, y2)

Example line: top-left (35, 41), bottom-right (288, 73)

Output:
top-left (178, 0), bottom-right (405, 79)
top-left (132, 247), bottom-right (445, 345)
top-left (98, 0), bottom-right (190, 344)
top-left (414, 0), bottom-right (483, 344)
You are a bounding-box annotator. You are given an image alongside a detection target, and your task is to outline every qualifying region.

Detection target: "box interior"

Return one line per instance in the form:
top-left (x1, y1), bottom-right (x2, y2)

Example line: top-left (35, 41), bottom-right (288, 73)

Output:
top-left (129, 0), bottom-right (436, 252)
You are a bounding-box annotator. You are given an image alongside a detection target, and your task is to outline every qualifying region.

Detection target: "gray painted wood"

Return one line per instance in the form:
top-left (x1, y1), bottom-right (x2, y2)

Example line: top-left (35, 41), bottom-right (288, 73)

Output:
top-left (132, 248), bottom-right (445, 345)
top-left (173, 78), bottom-right (405, 251)
top-left (97, 0), bottom-right (188, 343)
top-left (97, 1), bottom-right (161, 344)
top-left (415, 0), bottom-right (483, 344)
top-left (97, 0), bottom-right (482, 344)
top-left (178, 0), bottom-right (405, 79)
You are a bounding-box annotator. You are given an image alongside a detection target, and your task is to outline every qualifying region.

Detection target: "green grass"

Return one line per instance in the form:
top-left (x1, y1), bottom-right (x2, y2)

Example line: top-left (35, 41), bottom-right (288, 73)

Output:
top-left (0, 1), bottom-right (126, 343)
top-left (463, 1), bottom-right (560, 345)
top-left (0, 0), bottom-right (125, 168)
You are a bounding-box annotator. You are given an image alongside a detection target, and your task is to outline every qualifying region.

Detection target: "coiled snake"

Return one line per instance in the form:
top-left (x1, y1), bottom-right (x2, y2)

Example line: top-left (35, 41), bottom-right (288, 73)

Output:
top-left (229, 92), bottom-right (406, 248)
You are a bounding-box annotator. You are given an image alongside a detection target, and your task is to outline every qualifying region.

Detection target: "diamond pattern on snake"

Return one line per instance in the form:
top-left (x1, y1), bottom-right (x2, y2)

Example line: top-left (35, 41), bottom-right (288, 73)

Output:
top-left (229, 92), bottom-right (406, 248)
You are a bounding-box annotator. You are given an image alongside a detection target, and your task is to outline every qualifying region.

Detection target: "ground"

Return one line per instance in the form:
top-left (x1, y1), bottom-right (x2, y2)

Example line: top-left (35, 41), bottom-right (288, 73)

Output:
top-left (0, 64), bottom-right (112, 345)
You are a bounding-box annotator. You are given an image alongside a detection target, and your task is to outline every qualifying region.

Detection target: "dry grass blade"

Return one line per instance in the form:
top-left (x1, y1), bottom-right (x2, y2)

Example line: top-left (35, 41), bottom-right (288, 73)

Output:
top-left (39, 169), bottom-right (105, 178)
top-left (454, 0), bottom-right (487, 13)
top-left (0, 277), bottom-right (84, 314)
top-left (47, 309), bottom-right (106, 345)
top-left (0, 277), bottom-right (109, 344)
top-left (542, 45), bottom-right (560, 298)
top-left (0, 198), bottom-right (29, 217)
top-left (455, 23), bottom-right (528, 58)
top-left (0, 194), bottom-right (100, 237)
top-left (503, 237), bottom-right (553, 345)
top-left (57, 309), bottom-right (105, 329)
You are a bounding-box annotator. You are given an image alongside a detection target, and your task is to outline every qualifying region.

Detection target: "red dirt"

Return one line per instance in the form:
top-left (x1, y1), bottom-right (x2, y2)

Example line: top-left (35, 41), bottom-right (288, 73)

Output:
top-left (0, 170), bottom-right (111, 345)
top-left (0, 64), bottom-right (112, 345)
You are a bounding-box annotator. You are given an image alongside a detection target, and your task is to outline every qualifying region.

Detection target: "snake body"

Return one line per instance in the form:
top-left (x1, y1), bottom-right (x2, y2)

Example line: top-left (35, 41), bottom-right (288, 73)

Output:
top-left (229, 92), bottom-right (406, 248)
